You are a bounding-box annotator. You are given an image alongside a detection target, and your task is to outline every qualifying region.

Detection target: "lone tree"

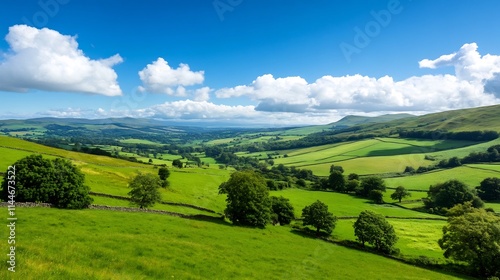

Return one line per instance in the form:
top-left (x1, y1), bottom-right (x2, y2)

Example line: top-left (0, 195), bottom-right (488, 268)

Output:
top-left (128, 173), bottom-right (162, 208)
top-left (270, 196), bottom-right (295, 225)
top-left (426, 180), bottom-right (483, 210)
top-left (158, 167), bottom-right (171, 188)
top-left (158, 167), bottom-right (170, 180)
top-left (218, 171), bottom-right (271, 227)
top-left (390, 186), bottom-right (411, 203)
top-left (438, 203), bottom-right (500, 277)
top-left (353, 210), bottom-right (398, 253)
top-left (1, 155), bottom-right (93, 209)
top-left (476, 177), bottom-right (500, 201)
top-left (301, 200), bottom-right (337, 235)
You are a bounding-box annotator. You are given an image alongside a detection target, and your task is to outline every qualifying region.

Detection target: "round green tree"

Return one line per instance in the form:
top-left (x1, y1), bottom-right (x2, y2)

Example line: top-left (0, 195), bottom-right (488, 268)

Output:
top-left (353, 210), bottom-right (398, 253)
top-left (390, 186), bottom-right (411, 203)
top-left (1, 155), bottom-right (93, 209)
top-left (218, 171), bottom-right (271, 227)
top-left (270, 196), bottom-right (295, 225)
top-left (158, 167), bottom-right (170, 180)
top-left (128, 173), bottom-right (162, 208)
top-left (439, 205), bottom-right (500, 277)
top-left (301, 200), bottom-right (337, 235)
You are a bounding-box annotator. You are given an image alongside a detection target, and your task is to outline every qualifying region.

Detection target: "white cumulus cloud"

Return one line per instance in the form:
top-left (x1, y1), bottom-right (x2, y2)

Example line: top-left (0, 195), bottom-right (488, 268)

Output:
top-left (0, 25), bottom-right (123, 96)
top-left (138, 57), bottom-right (204, 95)
top-left (419, 43), bottom-right (500, 82)
top-left (215, 43), bottom-right (500, 114)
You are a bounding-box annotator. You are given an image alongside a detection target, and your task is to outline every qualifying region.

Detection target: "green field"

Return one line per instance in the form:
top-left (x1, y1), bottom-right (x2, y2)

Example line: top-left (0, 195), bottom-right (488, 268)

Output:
top-left (0, 207), bottom-right (465, 280)
top-left (334, 219), bottom-right (447, 260)
top-left (270, 138), bottom-right (479, 175)
top-left (1, 133), bottom-right (498, 279)
top-left (270, 189), bottom-right (439, 218)
top-left (385, 165), bottom-right (500, 191)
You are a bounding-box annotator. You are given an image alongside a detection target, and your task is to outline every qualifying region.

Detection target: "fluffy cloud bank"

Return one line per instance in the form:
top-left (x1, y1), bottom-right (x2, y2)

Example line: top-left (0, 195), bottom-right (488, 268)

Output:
top-left (0, 25), bottom-right (123, 96)
top-left (138, 58), bottom-right (205, 96)
top-left (215, 43), bottom-right (500, 113)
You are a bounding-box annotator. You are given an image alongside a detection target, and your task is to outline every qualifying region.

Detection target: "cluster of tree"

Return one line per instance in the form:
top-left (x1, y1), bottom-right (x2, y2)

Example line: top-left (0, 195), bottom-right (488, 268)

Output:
top-left (408, 145), bottom-right (500, 174)
top-left (423, 180), bottom-right (484, 214)
top-left (0, 127), bottom-right (37, 132)
top-left (172, 159), bottom-right (183, 168)
top-left (205, 146), bottom-right (260, 169)
top-left (218, 171), bottom-right (295, 227)
top-left (1, 155), bottom-right (93, 209)
top-left (259, 164), bottom-right (317, 189)
top-left (300, 203), bottom-right (399, 254)
top-left (439, 202), bottom-right (500, 278)
top-left (399, 130), bottom-right (499, 142)
top-left (314, 166), bottom-right (387, 204)
top-left (77, 146), bottom-right (113, 157)
top-left (461, 144), bottom-right (500, 164)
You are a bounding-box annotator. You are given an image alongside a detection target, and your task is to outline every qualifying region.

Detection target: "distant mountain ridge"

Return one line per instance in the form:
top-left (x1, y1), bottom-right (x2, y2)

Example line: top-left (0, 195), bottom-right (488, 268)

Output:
top-left (331, 113), bottom-right (415, 128)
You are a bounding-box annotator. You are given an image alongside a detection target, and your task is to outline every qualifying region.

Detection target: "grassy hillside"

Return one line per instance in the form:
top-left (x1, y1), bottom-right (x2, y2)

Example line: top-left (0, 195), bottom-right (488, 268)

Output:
top-left (276, 113), bottom-right (414, 136)
top-left (331, 113), bottom-right (414, 127)
top-left (0, 135), bottom-right (229, 215)
top-left (344, 104), bottom-right (500, 136)
top-left (0, 207), bottom-right (465, 280)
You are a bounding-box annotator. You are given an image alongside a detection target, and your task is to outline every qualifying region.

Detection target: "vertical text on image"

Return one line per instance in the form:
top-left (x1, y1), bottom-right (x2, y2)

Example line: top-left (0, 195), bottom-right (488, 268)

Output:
top-left (6, 165), bottom-right (16, 273)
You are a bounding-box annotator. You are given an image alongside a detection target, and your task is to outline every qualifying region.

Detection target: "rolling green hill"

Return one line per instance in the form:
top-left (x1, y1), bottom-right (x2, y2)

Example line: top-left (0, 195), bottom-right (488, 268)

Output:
top-left (340, 104), bottom-right (500, 136)
top-left (331, 113), bottom-right (414, 128)
top-left (0, 207), bottom-right (466, 280)
top-left (1, 102), bottom-right (499, 279)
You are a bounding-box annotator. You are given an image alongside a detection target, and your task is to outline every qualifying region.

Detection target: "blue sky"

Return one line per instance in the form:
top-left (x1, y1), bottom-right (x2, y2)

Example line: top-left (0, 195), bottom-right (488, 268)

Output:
top-left (1, 0), bottom-right (500, 126)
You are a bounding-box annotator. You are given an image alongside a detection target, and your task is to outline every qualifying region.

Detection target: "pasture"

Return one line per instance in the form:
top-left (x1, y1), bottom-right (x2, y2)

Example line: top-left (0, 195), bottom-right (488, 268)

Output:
top-left (270, 188), bottom-right (439, 218)
top-left (385, 165), bottom-right (500, 191)
top-left (0, 207), bottom-right (464, 280)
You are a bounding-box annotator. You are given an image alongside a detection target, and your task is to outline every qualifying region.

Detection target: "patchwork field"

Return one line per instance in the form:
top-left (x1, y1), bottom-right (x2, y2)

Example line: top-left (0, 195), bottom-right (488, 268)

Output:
top-left (385, 165), bottom-right (500, 191)
top-left (269, 138), bottom-right (481, 175)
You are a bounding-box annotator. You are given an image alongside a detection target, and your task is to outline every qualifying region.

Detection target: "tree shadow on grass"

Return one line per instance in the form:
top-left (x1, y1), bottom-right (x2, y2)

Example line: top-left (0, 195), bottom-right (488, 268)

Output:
top-left (186, 214), bottom-right (234, 227)
top-left (289, 226), bottom-right (331, 240)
